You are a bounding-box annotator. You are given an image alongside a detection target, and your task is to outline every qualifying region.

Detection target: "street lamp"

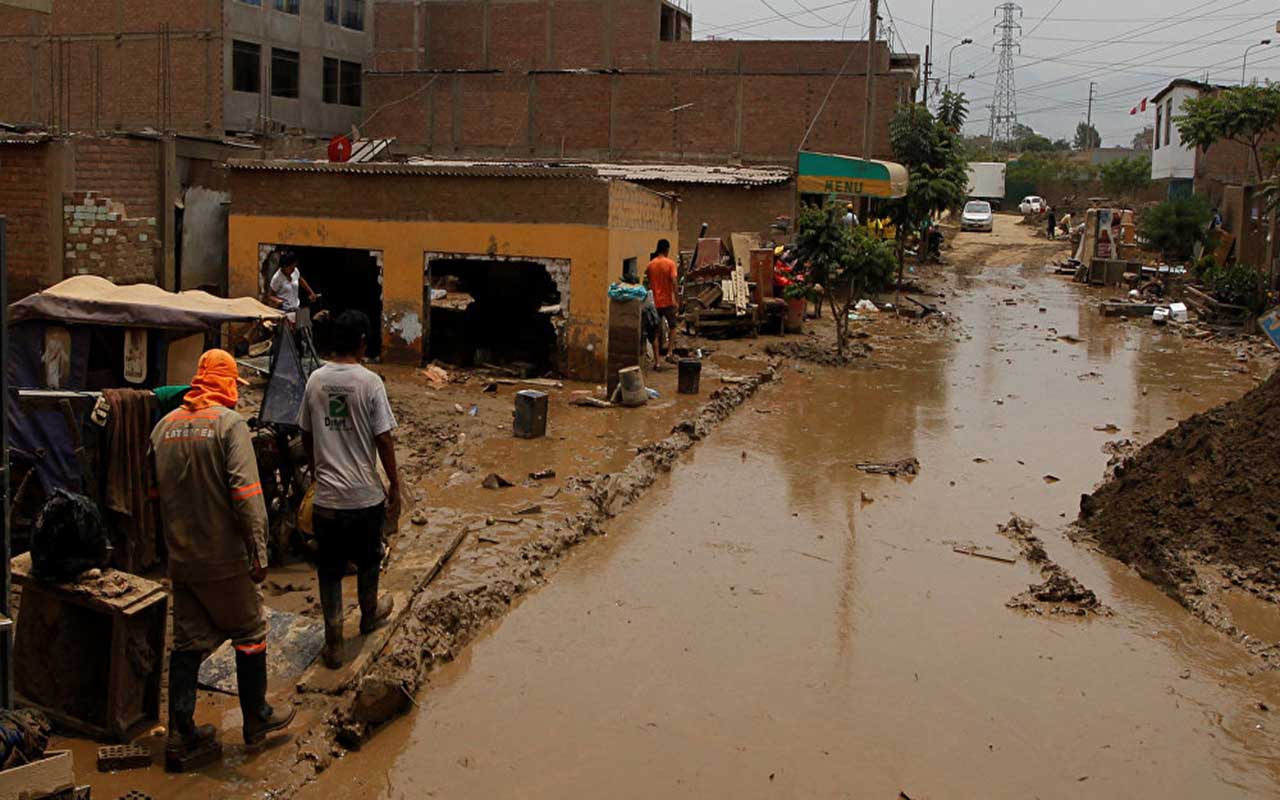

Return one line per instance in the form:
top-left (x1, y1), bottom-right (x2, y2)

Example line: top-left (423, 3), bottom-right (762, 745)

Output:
top-left (947, 38), bottom-right (974, 94)
top-left (1243, 39), bottom-right (1272, 84)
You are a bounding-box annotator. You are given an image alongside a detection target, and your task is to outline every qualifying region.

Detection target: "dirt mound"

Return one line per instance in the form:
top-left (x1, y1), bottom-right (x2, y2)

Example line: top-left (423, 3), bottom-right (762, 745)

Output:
top-left (765, 336), bottom-right (870, 367)
top-left (1079, 371), bottom-right (1280, 594)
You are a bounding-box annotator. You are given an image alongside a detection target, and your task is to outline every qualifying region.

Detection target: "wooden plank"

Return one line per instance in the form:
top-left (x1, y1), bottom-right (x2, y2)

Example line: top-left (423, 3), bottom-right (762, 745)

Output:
top-left (0, 750), bottom-right (74, 800)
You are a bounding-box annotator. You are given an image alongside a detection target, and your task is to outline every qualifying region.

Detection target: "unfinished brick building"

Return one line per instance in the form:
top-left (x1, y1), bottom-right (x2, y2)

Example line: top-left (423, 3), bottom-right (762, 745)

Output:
top-left (365, 0), bottom-right (916, 164)
top-left (0, 0), bottom-right (371, 137)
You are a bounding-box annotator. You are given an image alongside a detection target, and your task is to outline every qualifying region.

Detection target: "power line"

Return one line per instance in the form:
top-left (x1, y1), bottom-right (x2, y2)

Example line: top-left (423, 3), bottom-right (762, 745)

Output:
top-left (1022, 0), bottom-right (1065, 38)
top-left (756, 0), bottom-right (834, 30)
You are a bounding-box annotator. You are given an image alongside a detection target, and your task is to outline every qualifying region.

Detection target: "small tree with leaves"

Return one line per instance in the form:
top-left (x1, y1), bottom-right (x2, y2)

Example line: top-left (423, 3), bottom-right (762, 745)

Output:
top-left (1099, 155), bottom-right (1152, 208)
top-left (1074, 121), bottom-right (1101, 150)
top-left (884, 91), bottom-right (970, 276)
top-left (1137, 195), bottom-right (1213, 263)
top-left (795, 204), bottom-right (896, 358)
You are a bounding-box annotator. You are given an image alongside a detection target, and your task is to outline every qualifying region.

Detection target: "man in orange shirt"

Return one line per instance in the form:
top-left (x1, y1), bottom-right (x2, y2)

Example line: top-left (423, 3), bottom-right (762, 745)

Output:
top-left (645, 239), bottom-right (679, 368)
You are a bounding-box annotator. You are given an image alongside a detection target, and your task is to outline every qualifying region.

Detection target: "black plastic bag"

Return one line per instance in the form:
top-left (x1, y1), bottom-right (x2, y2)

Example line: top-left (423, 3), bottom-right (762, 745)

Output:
top-left (30, 489), bottom-right (111, 582)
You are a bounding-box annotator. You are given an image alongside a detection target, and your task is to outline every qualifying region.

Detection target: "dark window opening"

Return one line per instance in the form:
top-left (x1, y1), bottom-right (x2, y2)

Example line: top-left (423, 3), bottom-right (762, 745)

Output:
top-left (324, 0), bottom-right (339, 23)
top-left (1155, 104), bottom-right (1162, 149)
top-left (271, 48), bottom-right (300, 99)
top-left (342, 0), bottom-right (365, 30)
top-left (340, 60), bottom-right (362, 106)
top-left (238, 0), bottom-right (262, 6)
top-left (273, 0), bottom-right (299, 13)
top-left (426, 258), bottom-right (564, 375)
top-left (323, 58), bottom-right (339, 104)
top-left (272, 246), bottom-right (384, 359)
top-left (659, 4), bottom-right (690, 42)
top-left (232, 40), bottom-right (261, 93)
top-left (1164, 99), bottom-right (1174, 149)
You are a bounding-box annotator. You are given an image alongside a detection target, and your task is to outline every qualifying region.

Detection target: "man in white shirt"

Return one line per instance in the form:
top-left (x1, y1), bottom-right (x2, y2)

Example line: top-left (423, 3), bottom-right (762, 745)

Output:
top-left (298, 310), bottom-right (401, 668)
top-left (267, 251), bottom-right (317, 314)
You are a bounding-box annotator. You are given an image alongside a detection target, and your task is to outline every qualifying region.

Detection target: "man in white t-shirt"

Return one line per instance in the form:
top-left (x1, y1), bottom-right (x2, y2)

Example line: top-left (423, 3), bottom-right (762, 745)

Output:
top-left (267, 251), bottom-right (316, 314)
top-left (298, 310), bottom-right (401, 668)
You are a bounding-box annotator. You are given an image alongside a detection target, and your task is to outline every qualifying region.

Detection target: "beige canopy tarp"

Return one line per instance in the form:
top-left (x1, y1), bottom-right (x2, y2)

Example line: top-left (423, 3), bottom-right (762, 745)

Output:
top-left (10, 276), bottom-right (284, 331)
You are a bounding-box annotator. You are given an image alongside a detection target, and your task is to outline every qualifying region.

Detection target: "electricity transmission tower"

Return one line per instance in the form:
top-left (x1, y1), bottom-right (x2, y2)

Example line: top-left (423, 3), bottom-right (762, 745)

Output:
top-left (990, 2), bottom-right (1022, 146)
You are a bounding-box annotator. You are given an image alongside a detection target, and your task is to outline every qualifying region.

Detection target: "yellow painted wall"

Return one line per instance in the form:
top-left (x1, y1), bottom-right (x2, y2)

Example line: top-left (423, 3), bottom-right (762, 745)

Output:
top-left (230, 215), bottom-right (624, 379)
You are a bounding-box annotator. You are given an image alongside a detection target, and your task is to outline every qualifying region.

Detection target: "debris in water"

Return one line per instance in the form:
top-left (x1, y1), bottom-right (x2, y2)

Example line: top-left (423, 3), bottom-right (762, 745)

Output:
top-left (422, 365), bottom-right (450, 387)
top-left (514, 503), bottom-right (542, 516)
top-left (410, 510), bottom-right (429, 526)
top-left (860, 492), bottom-right (874, 505)
top-left (529, 468), bottom-right (557, 480)
top-left (1093, 424), bottom-right (1121, 433)
top-left (1058, 334), bottom-right (1083, 344)
top-left (1043, 474), bottom-right (1061, 484)
top-left (953, 547), bottom-right (1017, 565)
top-left (856, 458), bottom-right (920, 477)
top-left (481, 473), bottom-right (514, 490)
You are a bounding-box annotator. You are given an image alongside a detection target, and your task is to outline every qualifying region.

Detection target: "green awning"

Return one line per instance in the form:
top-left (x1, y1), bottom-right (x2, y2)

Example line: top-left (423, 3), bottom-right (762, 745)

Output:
top-left (797, 151), bottom-right (909, 199)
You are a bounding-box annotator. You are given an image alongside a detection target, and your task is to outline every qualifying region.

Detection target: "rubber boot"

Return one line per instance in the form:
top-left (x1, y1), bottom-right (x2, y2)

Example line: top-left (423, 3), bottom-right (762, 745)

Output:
top-left (318, 578), bottom-right (344, 669)
top-left (164, 651), bottom-right (219, 772)
top-left (357, 567), bottom-right (394, 635)
top-left (235, 648), bottom-right (296, 747)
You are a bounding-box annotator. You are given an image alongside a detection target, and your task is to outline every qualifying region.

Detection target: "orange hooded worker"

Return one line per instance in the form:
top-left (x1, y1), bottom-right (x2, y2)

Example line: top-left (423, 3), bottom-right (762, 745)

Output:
top-left (150, 350), bottom-right (294, 771)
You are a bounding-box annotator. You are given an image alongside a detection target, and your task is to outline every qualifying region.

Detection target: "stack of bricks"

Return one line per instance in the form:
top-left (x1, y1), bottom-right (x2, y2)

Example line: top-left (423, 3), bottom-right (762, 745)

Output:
top-left (63, 191), bottom-right (158, 284)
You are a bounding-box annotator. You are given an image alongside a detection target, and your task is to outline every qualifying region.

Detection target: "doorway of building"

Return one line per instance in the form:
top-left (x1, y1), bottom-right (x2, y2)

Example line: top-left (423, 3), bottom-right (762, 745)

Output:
top-left (424, 254), bottom-right (570, 375)
top-left (262, 245), bottom-right (384, 359)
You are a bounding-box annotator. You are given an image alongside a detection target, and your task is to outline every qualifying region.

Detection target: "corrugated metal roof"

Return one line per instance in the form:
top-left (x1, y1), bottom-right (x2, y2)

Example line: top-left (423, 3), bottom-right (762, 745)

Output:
top-left (0, 133), bottom-right (50, 145)
top-left (227, 158), bottom-right (601, 179)
top-left (405, 157), bottom-right (794, 186)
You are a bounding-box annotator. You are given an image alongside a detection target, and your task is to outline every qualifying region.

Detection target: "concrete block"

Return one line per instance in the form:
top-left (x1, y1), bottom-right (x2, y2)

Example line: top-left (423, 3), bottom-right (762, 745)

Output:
top-left (146, 217), bottom-right (156, 226)
top-left (83, 198), bottom-right (95, 206)
top-left (63, 205), bottom-right (73, 213)
top-left (89, 253), bottom-right (102, 260)
top-left (65, 251), bottom-right (75, 259)
top-left (107, 213), bottom-right (119, 221)
top-left (139, 234), bottom-right (149, 242)
top-left (75, 243), bottom-right (87, 251)
top-left (106, 228), bottom-right (117, 236)
top-left (68, 227), bottom-right (80, 235)
top-left (92, 237), bottom-right (103, 244)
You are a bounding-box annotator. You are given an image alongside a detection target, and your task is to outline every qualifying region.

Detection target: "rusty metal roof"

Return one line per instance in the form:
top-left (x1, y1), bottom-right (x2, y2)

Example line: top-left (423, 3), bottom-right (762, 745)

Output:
top-left (404, 157), bottom-right (793, 186)
top-left (227, 158), bottom-right (602, 179)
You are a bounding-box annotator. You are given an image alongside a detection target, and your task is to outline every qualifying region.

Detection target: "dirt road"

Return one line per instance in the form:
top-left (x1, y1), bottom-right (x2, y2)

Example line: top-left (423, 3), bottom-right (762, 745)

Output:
top-left (294, 216), bottom-right (1280, 798)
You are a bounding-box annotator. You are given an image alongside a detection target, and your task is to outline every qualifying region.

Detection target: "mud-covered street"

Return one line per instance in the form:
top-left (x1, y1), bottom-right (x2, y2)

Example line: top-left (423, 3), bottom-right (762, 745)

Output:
top-left (284, 216), bottom-right (1280, 798)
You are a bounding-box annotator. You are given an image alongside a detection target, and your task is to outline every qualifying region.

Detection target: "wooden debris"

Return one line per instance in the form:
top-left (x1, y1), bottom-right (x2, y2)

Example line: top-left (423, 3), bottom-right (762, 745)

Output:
top-left (953, 547), bottom-right (1018, 565)
top-left (529, 468), bottom-right (557, 480)
top-left (514, 503), bottom-right (542, 516)
top-left (855, 458), bottom-right (921, 477)
top-left (570, 396), bottom-right (614, 408)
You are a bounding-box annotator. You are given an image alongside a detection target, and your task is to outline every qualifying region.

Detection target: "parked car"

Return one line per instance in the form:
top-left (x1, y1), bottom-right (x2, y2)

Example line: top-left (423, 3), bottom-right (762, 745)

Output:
top-left (1019, 195), bottom-right (1045, 215)
top-left (960, 200), bottom-right (994, 232)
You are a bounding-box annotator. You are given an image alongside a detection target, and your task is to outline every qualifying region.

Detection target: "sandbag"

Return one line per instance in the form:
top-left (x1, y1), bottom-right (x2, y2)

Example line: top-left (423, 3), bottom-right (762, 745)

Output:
top-left (30, 489), bottom-right (111, 582)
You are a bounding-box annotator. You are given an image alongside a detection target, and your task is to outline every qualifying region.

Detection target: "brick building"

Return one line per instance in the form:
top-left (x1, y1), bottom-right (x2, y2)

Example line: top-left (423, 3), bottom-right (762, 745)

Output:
top-left (363, 0), bottom-right (917, 164)
top-left (0, 0), bottom-right (371, 137)
top-left (0, 132), bottom-right (251, 301)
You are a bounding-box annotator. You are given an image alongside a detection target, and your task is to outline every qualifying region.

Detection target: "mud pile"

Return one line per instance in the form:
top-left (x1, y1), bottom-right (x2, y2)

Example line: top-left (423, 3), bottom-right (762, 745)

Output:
top-left (998, 515), bottom-right (1109, 616)
top-left (1080, 370), bottom-right (1280, 594)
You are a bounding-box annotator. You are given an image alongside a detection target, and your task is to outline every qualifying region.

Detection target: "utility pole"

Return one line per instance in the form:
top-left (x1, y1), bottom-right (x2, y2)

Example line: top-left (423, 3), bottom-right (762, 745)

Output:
top-left (923, 0), bottom-right (935, 105)
top-left (862, 0), bottom-right (879, 158)
top-left (1086, 80), bottom-right (1096, 148)
top-left (991, 3), bottom-right (1022, 146)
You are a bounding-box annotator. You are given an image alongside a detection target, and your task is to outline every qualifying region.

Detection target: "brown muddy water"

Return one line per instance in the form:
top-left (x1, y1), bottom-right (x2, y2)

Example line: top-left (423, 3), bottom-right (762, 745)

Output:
top-left (302, 264), bottom-right (1280, 799)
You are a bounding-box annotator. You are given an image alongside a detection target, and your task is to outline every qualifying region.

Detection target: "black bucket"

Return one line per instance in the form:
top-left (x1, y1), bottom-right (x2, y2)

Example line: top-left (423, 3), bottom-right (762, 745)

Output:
top-left (677, 359), bottom-right (702, 395)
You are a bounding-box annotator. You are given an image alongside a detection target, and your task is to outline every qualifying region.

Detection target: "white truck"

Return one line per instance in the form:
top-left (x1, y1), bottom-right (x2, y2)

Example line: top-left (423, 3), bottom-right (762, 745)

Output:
top-left (966, 162), bottom-right (1007, 211)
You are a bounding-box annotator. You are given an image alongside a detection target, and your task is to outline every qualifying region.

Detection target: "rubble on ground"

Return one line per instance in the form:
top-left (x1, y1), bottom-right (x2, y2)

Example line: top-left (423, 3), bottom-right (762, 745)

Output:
top-left (998, 515), bottom-right (1110, 616)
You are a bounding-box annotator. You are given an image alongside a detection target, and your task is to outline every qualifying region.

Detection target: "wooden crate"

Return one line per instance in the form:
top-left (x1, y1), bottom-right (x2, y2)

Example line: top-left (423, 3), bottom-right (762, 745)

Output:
top-left (12, 554), bottom-right (166, 742)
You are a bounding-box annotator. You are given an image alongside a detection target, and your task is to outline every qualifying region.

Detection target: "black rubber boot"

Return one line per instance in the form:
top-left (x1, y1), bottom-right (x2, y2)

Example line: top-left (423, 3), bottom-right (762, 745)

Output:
top-left (235, 648), bottom-right (296, 747)
top-left (318, 578), bottom-right (344, 669)
top-left (164, 650), bottom-right (219, 772)
top-left (357, 567), bottom-right (394, 635)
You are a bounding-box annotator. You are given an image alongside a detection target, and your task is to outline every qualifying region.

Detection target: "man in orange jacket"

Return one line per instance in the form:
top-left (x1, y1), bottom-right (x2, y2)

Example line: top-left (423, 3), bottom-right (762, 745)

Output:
top-left (151, 350), bottom-right (295, 771)
top-left (645, 239), bottom-right (679, 369)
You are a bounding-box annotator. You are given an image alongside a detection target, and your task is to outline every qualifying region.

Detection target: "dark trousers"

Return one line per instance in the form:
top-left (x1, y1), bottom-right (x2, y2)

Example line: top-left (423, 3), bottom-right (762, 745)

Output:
top-left (313, 503), bottom-right (385, 582)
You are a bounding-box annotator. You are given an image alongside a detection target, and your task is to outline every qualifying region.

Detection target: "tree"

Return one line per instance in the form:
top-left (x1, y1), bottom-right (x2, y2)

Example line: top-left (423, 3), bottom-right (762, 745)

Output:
top-left (884, 91), bottom-right (970, 276)
top-left (1131, 126), bottom-right (1154, 151)
top-left (793, 204), bottom-right (896, 358)
top-left (1020, 133), bottom-right (1056, 152)
top-left (1051, 138), bottom-right (1072, 150)
top-left (1074, 121), bottom-right (1101, 150)
top-left (1177, 84), bottom-right (1280, 183)
top-left (1137, 195), bottom-right (1213, 262)
top-left (1099, 155), bottom-right (1152, 208)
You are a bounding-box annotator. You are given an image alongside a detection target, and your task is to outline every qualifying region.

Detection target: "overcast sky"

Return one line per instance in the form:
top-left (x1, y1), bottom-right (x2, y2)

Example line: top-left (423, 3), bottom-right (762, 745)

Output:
top-left (690, 0), bottom-right (1280, 147)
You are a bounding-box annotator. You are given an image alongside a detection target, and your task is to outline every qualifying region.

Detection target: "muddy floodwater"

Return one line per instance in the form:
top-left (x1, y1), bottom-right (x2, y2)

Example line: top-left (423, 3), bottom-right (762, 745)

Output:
top-left (303, 262), bottom-right (1280, 799)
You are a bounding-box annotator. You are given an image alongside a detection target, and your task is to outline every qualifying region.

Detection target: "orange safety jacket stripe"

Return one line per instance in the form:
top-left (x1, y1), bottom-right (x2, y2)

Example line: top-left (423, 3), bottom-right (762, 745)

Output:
top-left (234, 641), bottom-right (267, 655)
top-left (230, 481), bottom-right (263, 500)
